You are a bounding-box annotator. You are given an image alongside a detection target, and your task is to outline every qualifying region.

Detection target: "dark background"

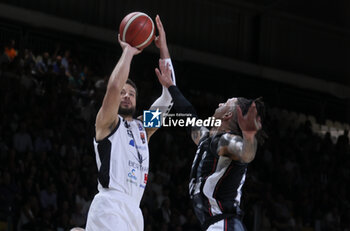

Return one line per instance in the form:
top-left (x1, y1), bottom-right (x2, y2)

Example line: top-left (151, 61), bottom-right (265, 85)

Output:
top-left (0, 0), bottom-right (349, 230)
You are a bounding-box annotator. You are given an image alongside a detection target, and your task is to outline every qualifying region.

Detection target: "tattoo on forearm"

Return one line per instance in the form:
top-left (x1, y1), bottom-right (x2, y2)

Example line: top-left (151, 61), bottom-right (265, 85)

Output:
top-left (191, 126), bottom-right (208, 143)
top-left (191, 127), bottom-right (199, 141)
top-left (219, 134), bottom-right (257, 162)
top-left (200, 127), bottom-right (209, 137)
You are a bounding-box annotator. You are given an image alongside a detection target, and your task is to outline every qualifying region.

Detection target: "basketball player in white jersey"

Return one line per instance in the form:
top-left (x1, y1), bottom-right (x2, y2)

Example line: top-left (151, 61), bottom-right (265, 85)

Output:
top-left (85, 15), bottom-right (176, 231)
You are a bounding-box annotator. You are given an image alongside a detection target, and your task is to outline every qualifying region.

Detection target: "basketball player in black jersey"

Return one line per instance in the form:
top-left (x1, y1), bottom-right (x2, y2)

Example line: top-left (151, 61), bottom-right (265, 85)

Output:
top-left (155, 60), bottom-right (264, 231)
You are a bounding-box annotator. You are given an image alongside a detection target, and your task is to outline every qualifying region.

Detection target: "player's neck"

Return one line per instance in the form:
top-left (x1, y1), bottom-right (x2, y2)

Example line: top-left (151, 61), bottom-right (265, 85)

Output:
top-left (210, 122), bottom-right (231, 135)
top-left (121, 115), bottom-right (133, 121)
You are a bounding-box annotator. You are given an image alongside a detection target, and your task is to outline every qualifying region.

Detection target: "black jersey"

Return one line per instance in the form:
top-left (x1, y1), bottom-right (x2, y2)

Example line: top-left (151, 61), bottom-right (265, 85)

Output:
top-left (189, 133), bottom-right (247, 229)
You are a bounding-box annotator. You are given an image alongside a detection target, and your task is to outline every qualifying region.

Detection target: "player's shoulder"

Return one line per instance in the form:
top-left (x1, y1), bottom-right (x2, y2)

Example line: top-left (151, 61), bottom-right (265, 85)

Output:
top-left (198, 131), bottom-right (210, 144)
top-left (133, 117), bottom-right (146, 130)
top-left (134, 117), bottom-right (143, 123)
top-left (211, 132), bottom-right (243, 149)
top-left (223, 132), bottom-right (243, 140)
top-left (134, 116), bottom-right (146, 126)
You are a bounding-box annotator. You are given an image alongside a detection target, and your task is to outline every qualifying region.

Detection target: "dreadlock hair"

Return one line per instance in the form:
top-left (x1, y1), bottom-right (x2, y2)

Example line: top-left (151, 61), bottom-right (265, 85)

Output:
top-left (235, 97), bottom-right (267, 144)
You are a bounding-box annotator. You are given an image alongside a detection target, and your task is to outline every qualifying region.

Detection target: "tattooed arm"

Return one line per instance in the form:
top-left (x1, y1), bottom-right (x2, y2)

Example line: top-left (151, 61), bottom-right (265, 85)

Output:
top-left (216, 101), bottom-right (261, 163)
top-left (217, 133), bottom-right (257, 163)
top-left (191, 126), bottom-right (209, 145)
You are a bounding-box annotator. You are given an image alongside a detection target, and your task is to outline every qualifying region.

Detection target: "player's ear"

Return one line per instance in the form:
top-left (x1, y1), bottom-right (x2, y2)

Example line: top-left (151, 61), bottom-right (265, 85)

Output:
top-left (223, 111), bottom-right (232, 120)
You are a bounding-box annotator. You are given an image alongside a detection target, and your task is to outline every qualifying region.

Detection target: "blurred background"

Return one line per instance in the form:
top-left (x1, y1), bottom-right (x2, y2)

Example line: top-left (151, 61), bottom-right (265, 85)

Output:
top-left (0, 0), bottom-right (349, 230)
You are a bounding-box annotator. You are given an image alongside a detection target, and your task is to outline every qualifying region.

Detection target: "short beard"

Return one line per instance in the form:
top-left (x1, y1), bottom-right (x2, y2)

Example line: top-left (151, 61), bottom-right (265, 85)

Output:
top-left (119, 106), bottom-right (136, 117)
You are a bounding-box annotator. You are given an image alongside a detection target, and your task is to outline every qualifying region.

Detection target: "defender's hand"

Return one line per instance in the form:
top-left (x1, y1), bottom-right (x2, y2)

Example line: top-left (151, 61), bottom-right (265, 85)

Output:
top-left (237, 102), bottom-right (262, 137)
top-left (154, 15), bottom-right (170, 59)
top-left (155, 59), bottom-right (173, 88)
top-left (154, 15), bottom-right (167, 49)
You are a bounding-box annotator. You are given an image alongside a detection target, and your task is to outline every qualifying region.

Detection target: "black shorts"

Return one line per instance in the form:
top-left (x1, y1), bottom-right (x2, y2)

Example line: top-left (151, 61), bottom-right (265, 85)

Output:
top-left (206, 217), bottom-right (246, 231)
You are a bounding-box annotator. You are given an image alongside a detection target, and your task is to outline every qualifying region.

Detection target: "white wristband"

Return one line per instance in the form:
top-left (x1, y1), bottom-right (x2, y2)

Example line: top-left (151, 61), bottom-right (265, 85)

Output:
top-left (149, 58), bottom-right (176, 123)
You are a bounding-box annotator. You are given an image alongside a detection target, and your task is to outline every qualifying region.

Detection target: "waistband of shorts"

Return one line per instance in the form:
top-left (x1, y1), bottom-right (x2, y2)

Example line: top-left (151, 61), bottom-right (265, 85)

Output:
top-left (203, 213), bottom-right (243, 230)
top-left (97, 188), bottom-right (140, 208)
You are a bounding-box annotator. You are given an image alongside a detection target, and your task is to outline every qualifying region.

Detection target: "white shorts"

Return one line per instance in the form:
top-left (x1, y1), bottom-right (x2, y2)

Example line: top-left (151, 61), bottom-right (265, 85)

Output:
top-left (85, 189), bottom-right (143, 231)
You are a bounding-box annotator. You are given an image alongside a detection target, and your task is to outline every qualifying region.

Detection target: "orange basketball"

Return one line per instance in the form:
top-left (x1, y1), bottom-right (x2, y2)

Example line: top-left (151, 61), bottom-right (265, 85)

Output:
top-left (119, 12), bottom-right (155, 50)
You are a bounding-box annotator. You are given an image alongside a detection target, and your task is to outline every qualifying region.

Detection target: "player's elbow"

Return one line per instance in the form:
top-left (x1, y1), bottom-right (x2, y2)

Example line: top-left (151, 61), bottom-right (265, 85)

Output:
top-left (240, 153), bottom-right (255, 163)
top-left (107, 82), bottom-right (122, 93)
top-left (225, 150), bottom-right (255, 163)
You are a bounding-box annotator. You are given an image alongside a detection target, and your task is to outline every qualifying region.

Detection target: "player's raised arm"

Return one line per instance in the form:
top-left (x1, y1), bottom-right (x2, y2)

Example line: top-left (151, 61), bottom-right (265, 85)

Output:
top-left (138, 15), bottom-right (176, 140)
top-left (95, 36), bottom-right (141, 141)
top-left (155, 15), bottom-right (170, 59)
top-left (155, 59), bottom-right (208, 145)
top-left (216, 102), bottom-right (261, 163)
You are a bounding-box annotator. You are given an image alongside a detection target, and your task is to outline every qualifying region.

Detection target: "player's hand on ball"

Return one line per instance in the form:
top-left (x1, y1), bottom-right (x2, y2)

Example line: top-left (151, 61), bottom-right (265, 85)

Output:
top-left (237, 102), bottom-right (262, 136)
top-left (155, 59), bottom-right (173, 88)
top-left (118, 34), bottom-right (142, 55)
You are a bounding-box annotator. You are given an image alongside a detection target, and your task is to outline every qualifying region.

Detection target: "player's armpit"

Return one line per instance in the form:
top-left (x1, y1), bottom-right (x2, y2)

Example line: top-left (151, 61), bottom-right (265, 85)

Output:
top-left (191, 126), bottom-right (209, 145)
top-left (95, 115), bottom-right (119, 142)
top-left (137, 115), bottom-right (157, 142)
top-left (217, 133), bottom-right (257, 163)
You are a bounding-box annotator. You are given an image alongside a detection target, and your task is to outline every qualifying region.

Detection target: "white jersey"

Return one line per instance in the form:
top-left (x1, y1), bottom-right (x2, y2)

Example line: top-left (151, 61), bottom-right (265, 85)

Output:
top-left (93, 115), bottom-right (149, 204)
